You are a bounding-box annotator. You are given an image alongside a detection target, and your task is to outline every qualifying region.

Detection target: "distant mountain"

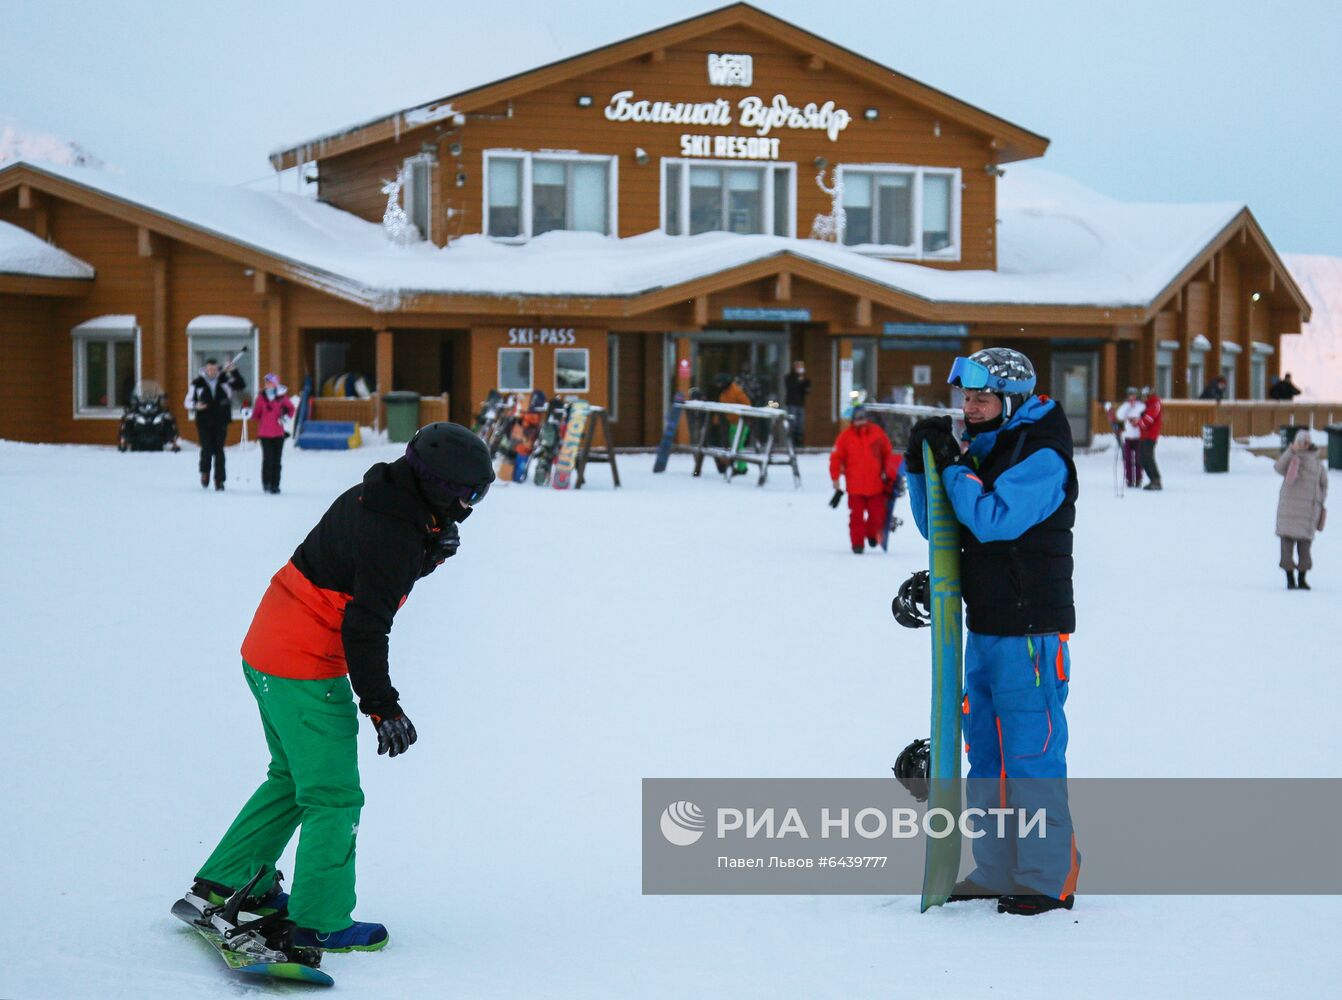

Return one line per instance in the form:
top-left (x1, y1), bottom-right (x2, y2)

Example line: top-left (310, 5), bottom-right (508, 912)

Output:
top-left (0, 119), bottom-right (108, 170)
top-left (1281, 254), bottom-right (1342, 400)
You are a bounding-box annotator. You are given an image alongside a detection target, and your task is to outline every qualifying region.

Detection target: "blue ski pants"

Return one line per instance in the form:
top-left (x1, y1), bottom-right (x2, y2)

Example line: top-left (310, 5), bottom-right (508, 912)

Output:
top-left (962, 631), bottom-right (1080, 899)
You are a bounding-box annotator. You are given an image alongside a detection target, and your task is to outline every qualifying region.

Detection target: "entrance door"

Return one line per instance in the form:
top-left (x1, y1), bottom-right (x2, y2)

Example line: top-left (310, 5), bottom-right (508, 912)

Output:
top-left (687, 330), bottom-right (789, 404)
top-left (1051, 352), bottom-right (1096, 445)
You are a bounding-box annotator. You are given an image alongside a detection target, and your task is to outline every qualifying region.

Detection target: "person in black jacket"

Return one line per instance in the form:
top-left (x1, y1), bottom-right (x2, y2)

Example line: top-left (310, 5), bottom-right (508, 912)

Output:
top-left (904, 348), bottom-right (1080, 917)
top-left (185, 422), bottom-right (494, 954)
top-left (1268, 373), bottom-right (1302, 400)
top-left (784, 360), bottom-right (811, 446)
top-left (185, 357), bottom-right (246, 490)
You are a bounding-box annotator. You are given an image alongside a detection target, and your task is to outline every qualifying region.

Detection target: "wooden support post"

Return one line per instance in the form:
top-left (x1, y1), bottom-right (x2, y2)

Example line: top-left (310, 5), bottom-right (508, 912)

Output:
top-left (674, 335), bottom-right (691, 445)
top-left (773, 271), bottom-right (791, 302)
top-left (693, 294), bottom-right (709, 327)
top-left (1100, 340), bottom-right (1118, 403)
top-left (854, 296), bottom-right (872, 328)
top-left (375, 328), bottom-right (393, 430)
top-left (137, 226), bottom-right (161, 258)
top-left (267, 286), bottom-right (284, 379)
top-left (17, 184), bottom-right (33, 210)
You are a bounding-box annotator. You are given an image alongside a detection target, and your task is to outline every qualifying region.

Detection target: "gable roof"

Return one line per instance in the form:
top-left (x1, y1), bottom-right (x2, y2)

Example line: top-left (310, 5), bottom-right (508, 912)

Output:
top-left (270, 2), bottom-right (1049, 171)
top-left (0, 219), bottom-right (94, 279)
top-left (0, 159), bottom-right (1308, 324)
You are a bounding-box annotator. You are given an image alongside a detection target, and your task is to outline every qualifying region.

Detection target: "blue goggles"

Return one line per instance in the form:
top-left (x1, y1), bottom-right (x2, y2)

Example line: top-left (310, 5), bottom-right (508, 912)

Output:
top-left (947, 357), bottom-right (1033, 394)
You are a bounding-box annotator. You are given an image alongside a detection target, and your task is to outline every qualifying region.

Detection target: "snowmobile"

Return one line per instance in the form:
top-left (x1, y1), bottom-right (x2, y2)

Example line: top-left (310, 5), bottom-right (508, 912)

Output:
top-left (118, 379), bottom-right (181, 452)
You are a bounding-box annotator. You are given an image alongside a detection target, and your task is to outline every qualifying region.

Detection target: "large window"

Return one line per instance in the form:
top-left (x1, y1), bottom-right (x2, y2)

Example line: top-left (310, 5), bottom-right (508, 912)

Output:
top-left (72, 316), bottom-right (138, 417)
top-left (838, 165), bottom-right (960, 258)
top-left (402, 154), bottom-right (433, 241)
top-left (186, 316), bottom-right (259, 415)
top-left (483, 151), bottom-right (616, 241)
top-left (662, 159), bottom-right (795, 236)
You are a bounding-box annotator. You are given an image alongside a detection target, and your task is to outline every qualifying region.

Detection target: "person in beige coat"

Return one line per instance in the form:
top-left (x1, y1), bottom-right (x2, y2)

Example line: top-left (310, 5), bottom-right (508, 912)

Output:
top-left (1274, 430), bottom-right (1328, 589)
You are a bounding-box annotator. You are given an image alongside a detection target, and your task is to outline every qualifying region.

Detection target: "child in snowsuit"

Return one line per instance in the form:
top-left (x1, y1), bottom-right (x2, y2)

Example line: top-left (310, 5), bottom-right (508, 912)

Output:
top-left (251, 373), bottom-right (296, 494)
top-left (830, 406), bottom-right (901, 553)
top-left (906, 348), bottom-right (1080, 916)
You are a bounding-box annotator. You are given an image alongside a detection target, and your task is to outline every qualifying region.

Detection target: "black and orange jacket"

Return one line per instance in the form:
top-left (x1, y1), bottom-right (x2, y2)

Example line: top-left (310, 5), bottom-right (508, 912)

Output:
top-left (241, 458), bottom-right (443, 717)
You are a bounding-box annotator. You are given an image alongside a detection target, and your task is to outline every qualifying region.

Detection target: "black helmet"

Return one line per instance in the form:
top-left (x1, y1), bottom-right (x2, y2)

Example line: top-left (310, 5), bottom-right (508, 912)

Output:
top-left (892, 738), bottom-right (930, 802)
top-left (405, 422), bottom-right (495, 507)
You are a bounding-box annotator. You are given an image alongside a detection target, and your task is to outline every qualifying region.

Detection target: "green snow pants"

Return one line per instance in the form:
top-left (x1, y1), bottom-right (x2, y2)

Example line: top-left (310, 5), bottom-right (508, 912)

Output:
top-left (196, 661), bottom-right (363, 933)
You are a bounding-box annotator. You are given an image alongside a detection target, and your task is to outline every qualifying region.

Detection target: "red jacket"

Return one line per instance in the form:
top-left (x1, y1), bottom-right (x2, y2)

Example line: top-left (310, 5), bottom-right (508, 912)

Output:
top-left (1138, 395), bottom-right (1162, 441)
top-left (829, 423), bottom-right (901, 496)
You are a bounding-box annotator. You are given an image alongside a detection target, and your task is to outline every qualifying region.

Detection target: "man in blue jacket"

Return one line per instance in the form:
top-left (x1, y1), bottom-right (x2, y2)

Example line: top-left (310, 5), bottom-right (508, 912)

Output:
top-left (904, 348), bottom-right (1080, 916)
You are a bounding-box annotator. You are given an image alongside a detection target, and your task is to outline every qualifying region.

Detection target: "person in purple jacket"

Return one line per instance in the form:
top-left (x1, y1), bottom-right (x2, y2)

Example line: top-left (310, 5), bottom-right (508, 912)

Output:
top-left (252, 373), bottom-right (296, 494)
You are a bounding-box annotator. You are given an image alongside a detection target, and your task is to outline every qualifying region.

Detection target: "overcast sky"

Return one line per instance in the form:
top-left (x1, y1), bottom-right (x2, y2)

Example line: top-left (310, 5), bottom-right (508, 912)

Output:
top-left (2, 0), bottom-right (1338, 255)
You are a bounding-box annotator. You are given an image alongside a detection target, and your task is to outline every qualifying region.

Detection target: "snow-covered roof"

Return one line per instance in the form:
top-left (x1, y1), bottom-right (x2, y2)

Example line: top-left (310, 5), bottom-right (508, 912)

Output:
top-left (72, 314), bottom-right (136, 331)
top-left (186, 314), bottom-right (256, 332)
top-left (0, 219), bottom-right (94, 279)
top-left (1, 159), bottom-right (1244, 312)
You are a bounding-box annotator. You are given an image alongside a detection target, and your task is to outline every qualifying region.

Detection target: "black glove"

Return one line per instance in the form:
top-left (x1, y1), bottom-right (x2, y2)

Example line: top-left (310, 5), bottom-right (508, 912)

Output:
top-left (828, 489), bottom-right (844, 509)
top-left (422, 523), bottom-right (460, 576)
top-left (904, 417), bottom-right (959, 474)
top-left (369, 708), bottom-right (418, 758)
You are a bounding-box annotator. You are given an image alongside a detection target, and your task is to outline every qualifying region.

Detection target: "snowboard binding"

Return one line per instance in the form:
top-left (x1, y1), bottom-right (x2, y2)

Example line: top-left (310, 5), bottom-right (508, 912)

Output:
top-left (893, 738), bottom-right (931, 802)
top-left (187, 867), bottom-right (322, 970)
top-left (892, 570), bottom-right (932, 629)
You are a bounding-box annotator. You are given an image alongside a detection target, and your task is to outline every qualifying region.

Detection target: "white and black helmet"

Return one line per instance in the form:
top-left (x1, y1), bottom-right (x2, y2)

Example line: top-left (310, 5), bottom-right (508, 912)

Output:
top-left (948, 347), bottom-right (1037, 419)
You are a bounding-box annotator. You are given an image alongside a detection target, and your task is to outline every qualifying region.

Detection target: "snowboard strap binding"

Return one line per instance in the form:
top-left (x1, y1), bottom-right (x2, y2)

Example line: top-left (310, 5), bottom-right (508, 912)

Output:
top-left (892, 738), bottom-right (931, 802)
top-left (892, 571), bottom-right (932, 629)
top-left (202, 867), bottom-right (322, 969)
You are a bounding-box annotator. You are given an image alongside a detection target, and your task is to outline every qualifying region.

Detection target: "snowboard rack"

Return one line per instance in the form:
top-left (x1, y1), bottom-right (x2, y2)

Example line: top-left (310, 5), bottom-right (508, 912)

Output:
top-left (678, 400), bottom-right (802, 488)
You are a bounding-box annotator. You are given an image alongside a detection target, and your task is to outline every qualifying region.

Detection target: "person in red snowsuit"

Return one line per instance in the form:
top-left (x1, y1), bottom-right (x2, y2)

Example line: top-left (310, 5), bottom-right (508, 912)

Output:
top-left (1137, 386), bottom-right (1163, 490)
top-left (829, 406), bottom-right (902, 553)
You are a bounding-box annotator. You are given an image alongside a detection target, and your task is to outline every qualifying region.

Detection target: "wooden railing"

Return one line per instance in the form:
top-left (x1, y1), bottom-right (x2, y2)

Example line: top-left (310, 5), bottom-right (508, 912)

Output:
top-left (308, 393), bottom-right (450, 431)
top-left (1093, 400), bottom-right (1342, 440)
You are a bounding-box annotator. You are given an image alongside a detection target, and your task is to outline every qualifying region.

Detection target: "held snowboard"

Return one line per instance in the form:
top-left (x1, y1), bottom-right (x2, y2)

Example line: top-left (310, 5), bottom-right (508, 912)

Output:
top-left (551, 400), bottom-right (591, 490)
top-left (920, 440), bottom-right (964, 912)
top-left (652, 392), bottom-right (685, 473)
top-left (171, 897), bottom-right (334, 987)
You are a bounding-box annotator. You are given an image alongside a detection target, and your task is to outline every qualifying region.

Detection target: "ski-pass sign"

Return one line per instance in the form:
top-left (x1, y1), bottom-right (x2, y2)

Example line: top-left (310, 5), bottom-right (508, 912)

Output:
top-left (641, 778), bottom-right (1342, 895)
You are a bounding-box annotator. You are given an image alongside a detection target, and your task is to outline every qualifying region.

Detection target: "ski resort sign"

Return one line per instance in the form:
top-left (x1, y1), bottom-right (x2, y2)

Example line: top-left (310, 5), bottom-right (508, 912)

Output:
top-left (603, 91), bottom-right (852, 143)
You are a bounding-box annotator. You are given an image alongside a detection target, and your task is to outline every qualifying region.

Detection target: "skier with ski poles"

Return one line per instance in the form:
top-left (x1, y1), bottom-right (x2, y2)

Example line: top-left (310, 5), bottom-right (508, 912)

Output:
top-left (185, 351), bottom-right (247, 490)
top-left (903, 348), bottom-right (1080, 915)
top-left (179, 422), bottom-right (494, 957)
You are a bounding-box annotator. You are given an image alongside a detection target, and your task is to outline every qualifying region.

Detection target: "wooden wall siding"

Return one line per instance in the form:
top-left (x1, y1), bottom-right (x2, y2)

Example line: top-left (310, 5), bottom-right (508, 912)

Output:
top-left (0, 294), bottom-right (59, 441)
top-left (316, 24), bottom-right (998, 268)
top-left (612, 332), bottom-right (647, 446)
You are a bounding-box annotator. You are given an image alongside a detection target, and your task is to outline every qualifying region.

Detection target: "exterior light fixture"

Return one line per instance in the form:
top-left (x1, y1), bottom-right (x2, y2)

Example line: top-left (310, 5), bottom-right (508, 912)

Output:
top-left (984, 164), bottom-right (1005, 177)
top-left (448, 142), bottom-right (462, 157)
top-left (1251, 292), bottom-right (1262, 302)
top-left (863, 107), bottom-right (879, 121)
top-left (576, 95), bottom-right (593, 107)
top-left (813, 156), bottom-right (828, 169)
top-left (634, 147), bottom-right (650, 165)
top-left (455, 172), bottom-right (467, 187)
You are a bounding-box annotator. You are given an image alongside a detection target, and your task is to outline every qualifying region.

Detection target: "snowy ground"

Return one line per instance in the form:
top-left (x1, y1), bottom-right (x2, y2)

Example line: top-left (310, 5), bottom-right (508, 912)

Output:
top-left (1, 435), bottom-right (1337, 999)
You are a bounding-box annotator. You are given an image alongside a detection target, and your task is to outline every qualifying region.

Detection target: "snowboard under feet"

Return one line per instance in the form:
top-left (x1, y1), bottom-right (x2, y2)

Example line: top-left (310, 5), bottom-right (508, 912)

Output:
top-left (171, 896), bottom-right (334, 987)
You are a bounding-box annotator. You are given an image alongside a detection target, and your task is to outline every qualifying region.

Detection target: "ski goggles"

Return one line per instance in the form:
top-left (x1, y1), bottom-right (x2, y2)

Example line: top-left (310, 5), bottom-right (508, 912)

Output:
top-left (404, 446), bottom-right (493, 504)
top-left (947, 356), bottom-right (1033, 394)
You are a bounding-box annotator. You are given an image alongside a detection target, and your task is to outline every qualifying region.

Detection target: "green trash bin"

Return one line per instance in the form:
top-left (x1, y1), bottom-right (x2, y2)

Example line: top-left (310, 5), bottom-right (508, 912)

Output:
top-left (1327, 426), bottom-right (1342, 471)
top-left (1202, 424), bottom-right (1230, 473)
top-left (383, 391), bottom-right (421, 444)
top-left (1279, 425), bottom-right (1308, 450)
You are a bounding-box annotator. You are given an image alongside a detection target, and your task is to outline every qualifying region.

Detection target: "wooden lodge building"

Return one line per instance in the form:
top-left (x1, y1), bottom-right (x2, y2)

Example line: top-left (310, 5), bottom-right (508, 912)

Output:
top-left (0, 3), bottom-right (1311, 448)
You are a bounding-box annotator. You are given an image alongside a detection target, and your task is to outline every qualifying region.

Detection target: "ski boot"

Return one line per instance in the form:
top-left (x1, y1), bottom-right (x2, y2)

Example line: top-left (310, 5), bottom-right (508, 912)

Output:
top-left (997, 893), bottom-right (1075, 916)
top-left (946, 878), bottom-right (1001, 903)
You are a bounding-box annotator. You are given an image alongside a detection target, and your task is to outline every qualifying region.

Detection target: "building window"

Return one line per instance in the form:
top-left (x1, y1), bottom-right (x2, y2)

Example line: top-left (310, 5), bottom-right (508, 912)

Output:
top-left (555, 348), bottom-right (590, 393)
top-left (186, 316), bottom-right (259, 415)
top-left (1187, 352), bottom-right (1206, 399)
top-left (483, 151), bottom-right (616, 241)
top-left (661, 159), bottom-right (795, 236)
top-left (832, 338), bottom-right (877, 418)
top-left (1250, 342), bottom-right (1274, 400)
top-left (1155, 348), bottom-right (1174, 400)
top-left (72, 316), bottom-right (138, 417)
top-left (402, 154), bottom-right (434, 241)
top-left (837, 165), bottom-right (960, 258)
top-left (498, 348), bottom-right (533, 391)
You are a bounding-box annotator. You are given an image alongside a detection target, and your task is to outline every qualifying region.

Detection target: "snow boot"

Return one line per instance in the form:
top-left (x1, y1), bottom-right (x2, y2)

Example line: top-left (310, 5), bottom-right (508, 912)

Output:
top-left (201, 473), bottom-right (209, 489)
top-left (215, 481), bottom-right (225, 491)
top-left (947, 878), bottom-right (1000, 903)
top-left (852, 545), bottom-right (863, 555)
top-left (997, 893), bottom-right (1075, 916)
top-left (191, 871), bottom-right (289, 916)
top-left (1286, 570), bottom-right (1297, 590)
top-left (1298, 572), bottom-right (1310, 590)
top-left (1143, 481), bottom-right (1162, 491)
top-left (292, 920), bottom-right (389, 953)
top-left (867, 536), bottom-right (878, 548)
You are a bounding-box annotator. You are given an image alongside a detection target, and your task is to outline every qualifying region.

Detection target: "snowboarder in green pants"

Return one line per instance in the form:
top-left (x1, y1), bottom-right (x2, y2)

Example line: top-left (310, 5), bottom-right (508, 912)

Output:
top-left (185, 423), bottom-right (494, 953)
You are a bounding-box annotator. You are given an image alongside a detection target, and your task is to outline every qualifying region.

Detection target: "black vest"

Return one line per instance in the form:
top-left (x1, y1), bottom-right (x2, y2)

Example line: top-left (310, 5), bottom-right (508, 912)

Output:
top-left (959, 402), bottom-right (1078, 636)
